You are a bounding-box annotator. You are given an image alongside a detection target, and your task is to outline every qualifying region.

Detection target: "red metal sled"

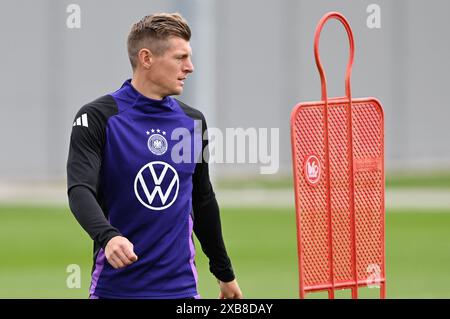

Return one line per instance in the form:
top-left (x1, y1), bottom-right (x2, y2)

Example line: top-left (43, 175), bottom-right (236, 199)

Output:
top-left (290, 12), bottom-right (386, 299)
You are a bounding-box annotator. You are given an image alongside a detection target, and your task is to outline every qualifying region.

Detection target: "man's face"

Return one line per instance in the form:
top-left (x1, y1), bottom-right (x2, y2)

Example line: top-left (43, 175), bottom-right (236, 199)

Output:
top-left (148, 37), bottom-right (194, 98)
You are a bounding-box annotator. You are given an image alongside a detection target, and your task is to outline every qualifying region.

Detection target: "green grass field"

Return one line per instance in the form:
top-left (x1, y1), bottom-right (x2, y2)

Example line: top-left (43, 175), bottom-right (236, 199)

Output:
top-left (0, 205), bottom-right (449, 298)
top-left (217, 172), bottom-right (450, 189)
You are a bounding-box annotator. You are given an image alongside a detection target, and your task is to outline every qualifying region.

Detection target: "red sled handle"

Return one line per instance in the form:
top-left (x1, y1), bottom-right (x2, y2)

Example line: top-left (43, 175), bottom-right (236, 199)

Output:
top-left (313, 12), bottom-right (358, 299)
top-left (314, 12), bottom-right (355, 102)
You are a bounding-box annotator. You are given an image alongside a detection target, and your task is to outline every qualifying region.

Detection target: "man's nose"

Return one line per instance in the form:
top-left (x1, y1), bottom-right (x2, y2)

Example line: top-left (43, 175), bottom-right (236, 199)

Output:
top-left (184, 58), bottom-right (194, 73)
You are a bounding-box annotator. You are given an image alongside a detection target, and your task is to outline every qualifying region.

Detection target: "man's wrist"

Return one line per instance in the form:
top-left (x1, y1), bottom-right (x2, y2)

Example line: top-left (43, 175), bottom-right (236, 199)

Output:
top-left (215, 270), bottom-right (235, 283)
top-left (99, 230), bottom-right (122, 249)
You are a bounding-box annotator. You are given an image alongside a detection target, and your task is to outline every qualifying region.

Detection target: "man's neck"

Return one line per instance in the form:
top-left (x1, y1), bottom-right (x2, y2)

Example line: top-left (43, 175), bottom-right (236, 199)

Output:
top-left (131, 73), bottom-right (164, 100)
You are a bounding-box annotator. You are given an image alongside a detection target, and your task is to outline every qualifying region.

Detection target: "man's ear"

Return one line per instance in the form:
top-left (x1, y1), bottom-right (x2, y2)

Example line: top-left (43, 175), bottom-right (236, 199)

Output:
top-left (138, 48), bottom-right (153, 69)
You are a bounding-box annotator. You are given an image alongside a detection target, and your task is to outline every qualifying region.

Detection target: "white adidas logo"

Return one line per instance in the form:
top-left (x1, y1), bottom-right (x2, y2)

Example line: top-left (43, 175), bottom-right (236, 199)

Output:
top-left (73, 113), bottom-right (88, 127)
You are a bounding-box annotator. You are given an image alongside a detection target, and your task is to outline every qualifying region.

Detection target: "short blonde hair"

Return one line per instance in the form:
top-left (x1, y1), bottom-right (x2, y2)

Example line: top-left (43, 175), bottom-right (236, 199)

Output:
top-left (127, 13), bottom-right (191, 70)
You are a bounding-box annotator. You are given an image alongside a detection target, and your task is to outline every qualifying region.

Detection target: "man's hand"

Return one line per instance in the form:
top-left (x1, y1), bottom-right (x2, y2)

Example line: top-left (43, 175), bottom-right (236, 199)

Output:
top-left (105, 236), bottom-right (138, 269)
top-left (218, 279), bottom-right (243, 299)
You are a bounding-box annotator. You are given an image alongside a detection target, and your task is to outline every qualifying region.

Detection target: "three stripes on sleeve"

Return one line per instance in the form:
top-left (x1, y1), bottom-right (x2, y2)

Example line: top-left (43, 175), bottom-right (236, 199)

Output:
top-left (73, 113), bottom-right (88, 127)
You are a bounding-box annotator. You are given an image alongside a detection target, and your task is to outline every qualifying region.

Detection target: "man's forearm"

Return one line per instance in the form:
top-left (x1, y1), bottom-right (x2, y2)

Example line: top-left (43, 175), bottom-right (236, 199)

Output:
top-left (68, 185), bottom-right (122, 249)
top-left (193, 196), bottom-right (235, 282)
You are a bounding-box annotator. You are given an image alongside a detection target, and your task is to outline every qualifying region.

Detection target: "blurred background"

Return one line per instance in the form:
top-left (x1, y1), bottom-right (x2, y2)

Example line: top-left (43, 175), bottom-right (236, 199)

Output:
top-left (0, 0), bottom-right (450, 298)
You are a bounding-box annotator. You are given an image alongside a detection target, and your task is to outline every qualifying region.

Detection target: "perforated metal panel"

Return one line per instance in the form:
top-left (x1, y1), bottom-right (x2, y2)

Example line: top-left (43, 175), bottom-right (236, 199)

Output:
top-left (290, 12), bottom-right (386, 299)
top-left (291, 98), bottom-right (385, 298)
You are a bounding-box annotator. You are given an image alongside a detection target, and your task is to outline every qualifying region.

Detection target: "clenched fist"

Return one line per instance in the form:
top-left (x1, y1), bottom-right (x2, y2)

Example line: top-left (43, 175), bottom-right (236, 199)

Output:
top-left (105, 236), bottom-right (138, 269)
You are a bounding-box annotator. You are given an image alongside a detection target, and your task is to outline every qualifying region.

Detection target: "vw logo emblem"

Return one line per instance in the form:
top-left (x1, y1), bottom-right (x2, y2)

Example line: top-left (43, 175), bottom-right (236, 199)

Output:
top-left (134, 161), bottom-right (179, 210)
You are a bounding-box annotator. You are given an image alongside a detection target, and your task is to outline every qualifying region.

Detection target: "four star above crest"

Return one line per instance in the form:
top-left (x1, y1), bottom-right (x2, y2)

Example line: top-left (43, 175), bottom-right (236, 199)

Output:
top-left (146, 129), bottom-right (167, 135)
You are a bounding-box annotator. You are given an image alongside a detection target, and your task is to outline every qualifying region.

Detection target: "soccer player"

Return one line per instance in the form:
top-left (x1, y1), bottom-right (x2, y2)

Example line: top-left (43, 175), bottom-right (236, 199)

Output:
top-left (66, 13), bottom-right (242, 299)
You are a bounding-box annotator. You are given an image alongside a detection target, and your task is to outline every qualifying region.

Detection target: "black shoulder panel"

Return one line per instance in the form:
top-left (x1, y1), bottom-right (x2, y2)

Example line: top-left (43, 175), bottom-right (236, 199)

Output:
top-left (175, 99), bottom-right (205, 122)
top-left (67, 95), bottom-right (119, 194)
